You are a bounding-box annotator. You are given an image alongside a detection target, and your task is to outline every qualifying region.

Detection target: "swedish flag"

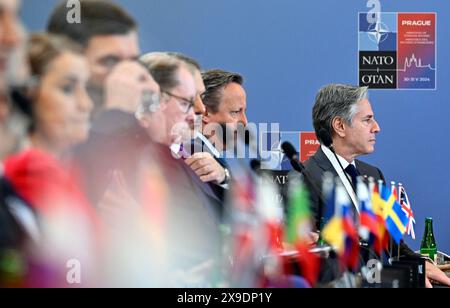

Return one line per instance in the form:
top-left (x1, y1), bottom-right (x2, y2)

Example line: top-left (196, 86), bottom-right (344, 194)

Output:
top-left (381, 187), bottom-right (409, 244)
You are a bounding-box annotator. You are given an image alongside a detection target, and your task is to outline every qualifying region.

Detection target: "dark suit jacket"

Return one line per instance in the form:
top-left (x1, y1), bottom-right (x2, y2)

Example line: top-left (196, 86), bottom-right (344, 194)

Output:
top-left (146, 143), bottom-right (223, 269)
top-left (0, 176), bottom-right (33, 250)
top-left (75, 109), bottom-right (222, 209)
top-left (304, 147), bottom-right (384, 229)
top-left (303, 146), bottom-right (416, 258)
top-left (189, 136), bottom-right (227, 203)
top-left (74, 109), bottom-right (151, 205)
top-left (75, 110), bottom-right (223, 268)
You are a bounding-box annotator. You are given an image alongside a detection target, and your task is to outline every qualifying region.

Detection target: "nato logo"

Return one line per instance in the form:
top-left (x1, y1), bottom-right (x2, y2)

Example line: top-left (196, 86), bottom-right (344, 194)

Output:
top-left (359, 13), bottom-right (397, 88)
top-left (358, 12), bottom-right (436, 90)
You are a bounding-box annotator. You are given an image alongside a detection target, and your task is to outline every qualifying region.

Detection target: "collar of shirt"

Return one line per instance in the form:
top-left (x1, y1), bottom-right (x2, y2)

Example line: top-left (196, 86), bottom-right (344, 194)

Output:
top-left (170, 143), bottom-right (183, 159)
top-left (321, 145), bottom-right (359, 213)
top-left (195, 132), bottom-right (221, 158)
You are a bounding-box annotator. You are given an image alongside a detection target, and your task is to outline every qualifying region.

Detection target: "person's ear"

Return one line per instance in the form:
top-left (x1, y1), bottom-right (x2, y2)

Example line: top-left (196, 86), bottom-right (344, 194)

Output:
top-left (331, 117), bottom-right (346, 138)
top-left (202, 108), bottom-right (211, 125)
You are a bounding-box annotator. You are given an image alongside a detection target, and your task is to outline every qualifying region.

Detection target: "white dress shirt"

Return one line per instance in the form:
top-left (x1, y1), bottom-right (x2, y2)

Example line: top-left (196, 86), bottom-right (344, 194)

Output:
top-left (321, 145), bottom-right (359, 213)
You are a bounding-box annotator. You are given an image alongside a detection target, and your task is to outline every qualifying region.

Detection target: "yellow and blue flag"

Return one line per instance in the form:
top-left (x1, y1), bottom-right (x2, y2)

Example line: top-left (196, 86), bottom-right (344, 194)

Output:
top-left (381, 186), bottom-right (408, 244)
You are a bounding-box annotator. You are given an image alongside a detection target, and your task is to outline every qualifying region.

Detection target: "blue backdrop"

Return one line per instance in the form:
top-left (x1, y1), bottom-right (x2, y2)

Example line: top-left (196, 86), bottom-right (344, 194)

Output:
top-left (22, 0), bottom-right (450, 253)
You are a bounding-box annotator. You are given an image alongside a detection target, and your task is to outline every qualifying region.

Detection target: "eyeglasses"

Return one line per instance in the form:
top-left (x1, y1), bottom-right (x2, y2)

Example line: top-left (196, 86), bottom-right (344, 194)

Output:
top-left (162, 90), bottom-right (195, 114)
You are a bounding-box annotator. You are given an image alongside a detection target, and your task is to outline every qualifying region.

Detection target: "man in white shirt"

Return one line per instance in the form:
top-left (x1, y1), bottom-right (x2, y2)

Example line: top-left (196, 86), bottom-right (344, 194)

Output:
top-left (163, 53), bottom-right (229, 187)
top-left (304, 83), bottom-right (450, 287)
top-left (188, 69), bottom-right (250, 185)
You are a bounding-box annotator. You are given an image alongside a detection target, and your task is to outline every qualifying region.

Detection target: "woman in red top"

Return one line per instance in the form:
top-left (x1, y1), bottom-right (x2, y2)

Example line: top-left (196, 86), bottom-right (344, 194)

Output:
top-left (4, 33), bottom-right (100, 286)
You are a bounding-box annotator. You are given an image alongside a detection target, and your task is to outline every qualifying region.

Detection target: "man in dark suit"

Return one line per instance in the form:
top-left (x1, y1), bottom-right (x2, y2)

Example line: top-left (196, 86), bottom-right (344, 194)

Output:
top-left (304, 83), bottom-right (450, 287)
top-left (305, 148), bottom-right (384, 230)
top-left (187, 69), bottom-right (252, 185)
top-left (135, 53), bottom-right (223, 283)
top-left (164, 53), bottom-right (230, 202)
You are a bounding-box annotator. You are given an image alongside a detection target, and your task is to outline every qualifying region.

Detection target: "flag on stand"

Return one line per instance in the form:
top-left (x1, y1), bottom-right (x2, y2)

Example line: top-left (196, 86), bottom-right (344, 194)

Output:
top-left (357, 177), bottom-right (380, 245)
top-left (381, 185), bottom-right (408, 244)
top-left (398, 183), bottom-right (416, 240)
top-left (370, 181), bottom-right (390, 255)
top-left (284, 177), bottom-right (320, 286)
top-left (322, 183), bottom-right (359, 270)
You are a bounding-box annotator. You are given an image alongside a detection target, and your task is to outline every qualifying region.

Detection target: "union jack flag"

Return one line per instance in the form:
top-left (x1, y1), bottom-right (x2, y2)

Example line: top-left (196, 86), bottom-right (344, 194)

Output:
top-left (398, 183), bottom-right (416, 240)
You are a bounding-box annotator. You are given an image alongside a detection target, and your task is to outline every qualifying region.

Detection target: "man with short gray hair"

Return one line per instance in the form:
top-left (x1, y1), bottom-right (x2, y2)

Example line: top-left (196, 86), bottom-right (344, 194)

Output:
top-left (143, 53), bottom-right (230, 187)
top-left (137, 53), bottom-right (223, 280)
top-left (307, 84), bottom-right (380, 227)
top-left (304, 83), bottom-right (450, 287)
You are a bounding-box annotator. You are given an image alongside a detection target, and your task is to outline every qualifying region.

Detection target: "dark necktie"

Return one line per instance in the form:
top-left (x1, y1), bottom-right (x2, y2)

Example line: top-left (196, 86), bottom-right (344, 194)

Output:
top-left (345, 164), bottom-right (359, 189)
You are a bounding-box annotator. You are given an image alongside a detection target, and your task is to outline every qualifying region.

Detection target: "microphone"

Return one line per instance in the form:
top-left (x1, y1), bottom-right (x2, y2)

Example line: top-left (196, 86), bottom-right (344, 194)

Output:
top-left (281, 141), bottom-right (326, 231)
top-left (281, 141), bottom-right (305, 173)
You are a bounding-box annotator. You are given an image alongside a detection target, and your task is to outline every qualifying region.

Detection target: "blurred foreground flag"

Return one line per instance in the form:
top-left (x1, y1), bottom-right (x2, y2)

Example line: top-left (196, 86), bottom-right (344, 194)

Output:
top-left (285, 177), bottom-right (319, 286)
top-left (322, 183), bottom-right (359, 270)
top-left (357, 177), bottom-right (380, 245)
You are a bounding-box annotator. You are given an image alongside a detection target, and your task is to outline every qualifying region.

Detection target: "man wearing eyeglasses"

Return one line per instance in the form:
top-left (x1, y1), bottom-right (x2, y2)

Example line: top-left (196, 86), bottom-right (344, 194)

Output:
top-left (136, 53), bottom-right (222, 281)
top-left (163, 53), bottom-right (230, 188)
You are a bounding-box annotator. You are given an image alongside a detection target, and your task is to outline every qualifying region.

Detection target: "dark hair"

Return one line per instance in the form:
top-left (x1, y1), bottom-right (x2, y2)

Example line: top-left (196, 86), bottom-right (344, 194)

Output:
top-left (46, 0), bottom-right (137, 47)
top-left (312, 84), bottom-right (368, 144)
top-left (201, 69), bottom-right (243, 113)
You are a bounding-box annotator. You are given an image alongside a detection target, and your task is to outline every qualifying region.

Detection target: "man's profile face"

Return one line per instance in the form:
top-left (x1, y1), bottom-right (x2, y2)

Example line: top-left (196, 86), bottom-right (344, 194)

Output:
top-left (84, 31), bottom-right (140, 87)
top-left (163, 66), bottom-right (197, 145)
top-left (206, 82), bottom-right (248, 127)
top-left (204, 82), bottom-right (248, 149)
top-left (343, 99), bottom-right (381, 156)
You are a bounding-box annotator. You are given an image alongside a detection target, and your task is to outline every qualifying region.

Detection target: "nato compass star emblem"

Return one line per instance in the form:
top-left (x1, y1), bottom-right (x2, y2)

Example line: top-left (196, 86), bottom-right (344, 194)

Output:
top-left (367, 20), bottom-right (390, 45)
